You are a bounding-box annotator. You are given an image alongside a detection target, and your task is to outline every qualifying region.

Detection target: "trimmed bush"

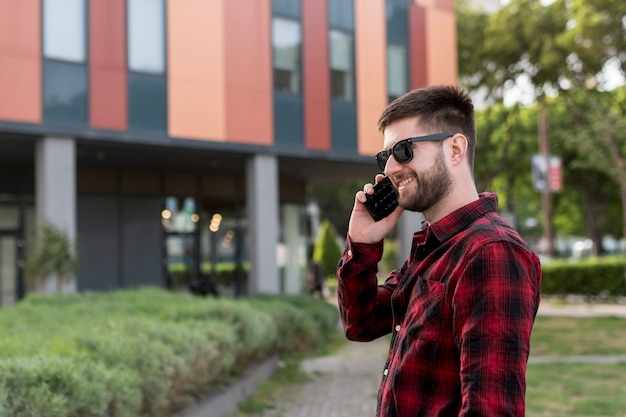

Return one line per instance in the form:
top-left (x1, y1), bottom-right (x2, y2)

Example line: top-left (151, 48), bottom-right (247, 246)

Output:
top-left (0, 355), bottom-right (141, 417)
top-left (0, 288), bottom-right (339, 417)
top-left (541, 256), bottom-right (626, 297)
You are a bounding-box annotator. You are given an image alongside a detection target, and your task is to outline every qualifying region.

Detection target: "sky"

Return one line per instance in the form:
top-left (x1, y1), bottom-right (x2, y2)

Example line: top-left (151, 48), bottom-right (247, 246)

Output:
top-left (503, 59), bottom-right (626, 107)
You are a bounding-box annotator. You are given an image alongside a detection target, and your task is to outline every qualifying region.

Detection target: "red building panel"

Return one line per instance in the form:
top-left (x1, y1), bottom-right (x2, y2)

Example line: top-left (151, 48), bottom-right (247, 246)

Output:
top-left (89, 0), bottom-right (127, 130)
top-left (302, 0), bottom-right (331, 151)
top-left (409, 1), bottom-right (457, 88)
top-left (409, 4), bottom-right (428, 89)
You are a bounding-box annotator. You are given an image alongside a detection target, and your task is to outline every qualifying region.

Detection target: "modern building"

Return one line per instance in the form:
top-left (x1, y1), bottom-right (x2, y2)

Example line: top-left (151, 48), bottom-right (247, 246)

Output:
top-left (0, 0), bottom-right (457, 306)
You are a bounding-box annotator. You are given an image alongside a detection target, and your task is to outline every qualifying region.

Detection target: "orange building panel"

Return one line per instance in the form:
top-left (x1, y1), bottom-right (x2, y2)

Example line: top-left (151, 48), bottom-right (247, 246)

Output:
top-left (355, 0), bottom-right (387, 156)
top-left (167, 0), bottom-right (227, 141)
top-left (89, 0), bottom-right (127, 131)
top-left (0, 0), bottom-right (41, 123)
top-left (224, 0), bottom-right (273, 145)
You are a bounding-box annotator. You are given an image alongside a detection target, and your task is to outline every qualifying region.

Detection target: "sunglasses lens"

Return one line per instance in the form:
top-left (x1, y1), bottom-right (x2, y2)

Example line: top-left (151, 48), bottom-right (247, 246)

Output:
top-left (376, 139), bottom-right (414, 170)
top-left (377, 151), bottom-right (390, 171)
top-left (393, 140), bottom-right (413, 164)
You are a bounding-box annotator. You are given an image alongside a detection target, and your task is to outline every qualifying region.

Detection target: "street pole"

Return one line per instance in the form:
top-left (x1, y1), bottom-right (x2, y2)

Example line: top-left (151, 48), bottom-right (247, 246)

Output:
top-left (538, 98), bottom-right (555, 257)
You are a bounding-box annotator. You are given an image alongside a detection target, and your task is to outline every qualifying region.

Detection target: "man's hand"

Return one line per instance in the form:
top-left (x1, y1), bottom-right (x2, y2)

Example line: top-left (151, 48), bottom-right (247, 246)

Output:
top-left (348, 174), bottom-right (404, 244)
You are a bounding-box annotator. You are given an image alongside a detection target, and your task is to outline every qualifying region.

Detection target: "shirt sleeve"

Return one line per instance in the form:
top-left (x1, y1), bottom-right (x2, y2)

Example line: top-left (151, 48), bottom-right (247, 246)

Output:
top-left (453, 241), bottom-right (541, 417)
top-left (336, 237), bottom-right (403, 342)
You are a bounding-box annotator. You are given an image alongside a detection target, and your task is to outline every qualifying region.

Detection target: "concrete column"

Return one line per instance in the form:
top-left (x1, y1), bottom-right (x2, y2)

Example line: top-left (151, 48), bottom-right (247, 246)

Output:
top-left (35, 136), bottom-right (77, 292)
top-left (246, 154), bottom-right (280, 294)
top-left (397, 211), bottom-right (424, 263)
top-left (283, 204), bottom-right (303, 294)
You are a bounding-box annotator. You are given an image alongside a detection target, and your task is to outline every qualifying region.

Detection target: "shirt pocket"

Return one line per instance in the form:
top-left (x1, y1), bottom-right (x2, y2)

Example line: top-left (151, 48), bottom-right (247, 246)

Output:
top-left (403, 277), bottom-right (446, 342)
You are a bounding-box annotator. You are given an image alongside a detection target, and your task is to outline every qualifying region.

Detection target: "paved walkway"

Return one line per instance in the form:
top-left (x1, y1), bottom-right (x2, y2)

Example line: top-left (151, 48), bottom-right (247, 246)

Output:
top-left (259, 302), bottom-right (626, 417)
top-left (262, 336), bottom-right (388, 417)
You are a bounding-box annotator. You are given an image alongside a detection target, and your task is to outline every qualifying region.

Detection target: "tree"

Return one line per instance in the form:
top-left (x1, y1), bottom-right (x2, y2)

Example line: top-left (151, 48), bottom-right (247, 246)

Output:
top-left (457, 0), bottom-right (626, 257)
top-left (25, 223), bottom-right (79, 293)
top-left (563, 88), bottom-right (626, 254)
top-left (312, 220), bottom-right (343, 279)
top-left (549, 92), bottom-right (624, 255)
top-left (562, 0), bottom-right (626, 85)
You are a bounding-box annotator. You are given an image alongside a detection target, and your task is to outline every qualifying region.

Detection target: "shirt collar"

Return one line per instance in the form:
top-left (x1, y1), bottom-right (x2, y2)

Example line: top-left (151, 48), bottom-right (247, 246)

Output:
top-left (427, 192), bottom-right (499, 243)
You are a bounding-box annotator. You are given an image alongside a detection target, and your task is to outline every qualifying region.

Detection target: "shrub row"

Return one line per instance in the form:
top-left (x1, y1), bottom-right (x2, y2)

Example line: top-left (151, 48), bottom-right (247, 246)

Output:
top-left (0, 288), bottom-right (339, 417)
top-left (541, 255), bottom-right (626, 297)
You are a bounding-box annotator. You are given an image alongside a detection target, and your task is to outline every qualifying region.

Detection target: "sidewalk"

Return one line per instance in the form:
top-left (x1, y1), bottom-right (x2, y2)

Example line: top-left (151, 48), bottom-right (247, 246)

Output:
top-left (537, 300), bottom-right (626, 318)
top-left (262, 336), bottom-right (388, 417)
top-left (258, 302), bottom-right (626, 417)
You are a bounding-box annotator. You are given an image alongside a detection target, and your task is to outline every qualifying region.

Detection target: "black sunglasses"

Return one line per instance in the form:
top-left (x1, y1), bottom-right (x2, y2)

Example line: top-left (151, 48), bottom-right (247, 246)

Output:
top-left (375, 132), bottom-right (455, 171)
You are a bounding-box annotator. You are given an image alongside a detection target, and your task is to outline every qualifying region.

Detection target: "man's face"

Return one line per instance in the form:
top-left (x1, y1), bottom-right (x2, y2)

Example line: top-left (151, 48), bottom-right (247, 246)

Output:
top-left (382, 118), bottom-right (452, 213)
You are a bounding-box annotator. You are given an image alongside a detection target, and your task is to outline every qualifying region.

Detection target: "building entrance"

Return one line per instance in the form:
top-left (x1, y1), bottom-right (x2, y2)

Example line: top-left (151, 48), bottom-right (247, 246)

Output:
top-left (0, 198), bottom-right (28, 306)
top-left (161, 196), bottom-right (247, 296)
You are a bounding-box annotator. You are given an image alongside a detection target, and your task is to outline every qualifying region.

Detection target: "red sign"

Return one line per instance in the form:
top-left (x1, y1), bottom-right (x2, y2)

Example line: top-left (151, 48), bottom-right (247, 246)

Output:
top-left (532, 154), bottom-right (562, 193)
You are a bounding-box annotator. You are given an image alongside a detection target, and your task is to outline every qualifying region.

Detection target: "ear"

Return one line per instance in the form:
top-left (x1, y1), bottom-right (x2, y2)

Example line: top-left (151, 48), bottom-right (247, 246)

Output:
top-left (448, 134), bottom-right (468, 167)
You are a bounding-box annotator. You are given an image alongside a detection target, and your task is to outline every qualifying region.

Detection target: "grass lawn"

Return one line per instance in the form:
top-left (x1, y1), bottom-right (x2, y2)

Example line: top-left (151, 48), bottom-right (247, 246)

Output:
top-left (526, 315), bottom-right (626, 416)
top-left (531, 316), bottom-right (626, 356)
top-left (526, 362), bottom-right (626, 417)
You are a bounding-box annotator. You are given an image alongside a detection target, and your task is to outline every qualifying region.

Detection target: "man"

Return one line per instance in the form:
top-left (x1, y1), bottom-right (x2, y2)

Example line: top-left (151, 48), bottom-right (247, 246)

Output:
top-left (337, 85), bottom-right (541, 417)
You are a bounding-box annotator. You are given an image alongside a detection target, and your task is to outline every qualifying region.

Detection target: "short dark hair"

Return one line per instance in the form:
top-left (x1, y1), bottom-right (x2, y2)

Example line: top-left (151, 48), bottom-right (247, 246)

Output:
top-left (377, 85), bottom-right (476, 170)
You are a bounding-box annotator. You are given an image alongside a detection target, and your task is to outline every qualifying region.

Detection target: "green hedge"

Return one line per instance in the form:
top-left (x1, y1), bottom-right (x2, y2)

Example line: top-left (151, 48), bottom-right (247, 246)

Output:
top-left (541, 255), bottom-right (626, 297)
top-left (0, 288), bottom-right (339, 417)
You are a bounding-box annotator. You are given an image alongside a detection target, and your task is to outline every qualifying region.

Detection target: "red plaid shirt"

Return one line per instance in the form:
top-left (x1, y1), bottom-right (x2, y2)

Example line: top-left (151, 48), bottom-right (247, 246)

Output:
top-left (337, 193), bottom-right (541, 417)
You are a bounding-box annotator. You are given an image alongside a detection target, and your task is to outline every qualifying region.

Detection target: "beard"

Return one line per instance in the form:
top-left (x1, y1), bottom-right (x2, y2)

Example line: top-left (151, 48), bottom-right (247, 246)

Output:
top-left (399, 148), bottom-right (452, 213)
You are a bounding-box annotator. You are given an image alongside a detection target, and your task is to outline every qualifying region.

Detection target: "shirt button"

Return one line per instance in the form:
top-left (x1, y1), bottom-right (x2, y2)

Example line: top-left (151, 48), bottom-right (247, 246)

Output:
top-left (395, 325), bottom-right (401, 332)
top-left (347, 250), bottom-right (352, 257)
top-left (383, 368), bottom-right (388, 376)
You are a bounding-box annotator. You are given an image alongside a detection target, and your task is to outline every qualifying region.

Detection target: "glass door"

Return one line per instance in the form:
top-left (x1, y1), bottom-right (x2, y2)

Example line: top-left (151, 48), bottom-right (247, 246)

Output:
top-left (162, 197), bottom-right (199, 291)
top-left (0, 235), bottom-right (17, 307)
top-left (165, 234), bottom-right (196, 290)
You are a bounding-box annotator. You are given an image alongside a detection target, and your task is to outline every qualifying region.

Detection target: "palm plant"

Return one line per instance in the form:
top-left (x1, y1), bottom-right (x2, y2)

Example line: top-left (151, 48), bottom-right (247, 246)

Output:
top-left (25, 223), bottom-right (79, 293)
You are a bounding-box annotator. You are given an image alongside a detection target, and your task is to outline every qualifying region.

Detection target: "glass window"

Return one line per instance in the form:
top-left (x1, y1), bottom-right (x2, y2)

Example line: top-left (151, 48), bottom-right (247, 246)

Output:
top-left (329, 0), bottom-right (354, 31)
top-left (387, 44), bottom-right (408, 102)
top-left (272, 0), bottom-right (301, 18)
top-left (273, 18), bottom-right (301, 95)
top-left (43, 61), bottom-right (87, 125)
top-left (128, 72), bottom-right (167, 131)
top-left (43, 0), bottom-right (86, 62)
top-left (386, 0), bottom-right (409, 42)
top-left (329, 30), bottom-right (354, 102)
top-left (128, 0), bottom-right (165, 74)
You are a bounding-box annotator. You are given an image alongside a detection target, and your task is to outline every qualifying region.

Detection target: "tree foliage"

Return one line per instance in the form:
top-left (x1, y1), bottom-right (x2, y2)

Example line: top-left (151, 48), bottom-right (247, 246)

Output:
top-left (312, 220), bottom-right (343, 279)
top-left (457, 0), bottom-right (626, 256)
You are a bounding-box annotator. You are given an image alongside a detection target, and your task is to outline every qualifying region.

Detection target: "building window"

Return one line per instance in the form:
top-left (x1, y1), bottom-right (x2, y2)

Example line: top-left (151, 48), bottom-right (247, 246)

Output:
top-left (272, 17), bottom-right (301, 95)
top-left (128, 0), bottom-right (165, 74)
top-left (328, 0), bottom-right (354, 31)
top-left (272, 0), bottom-right (301, 17)
top-left (386, 0), bottom-right (409, 43)
top-left (387, 44), bottom-right (408, 102)
top-left (43, 0), bottom-right (86, 62)
top-left (329, 30), bottom-right (354, 102)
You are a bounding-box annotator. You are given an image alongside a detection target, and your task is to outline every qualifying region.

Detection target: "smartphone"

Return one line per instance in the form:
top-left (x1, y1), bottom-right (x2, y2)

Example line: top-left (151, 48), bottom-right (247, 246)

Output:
top-left (363, 176), bottom-right (399, 222)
